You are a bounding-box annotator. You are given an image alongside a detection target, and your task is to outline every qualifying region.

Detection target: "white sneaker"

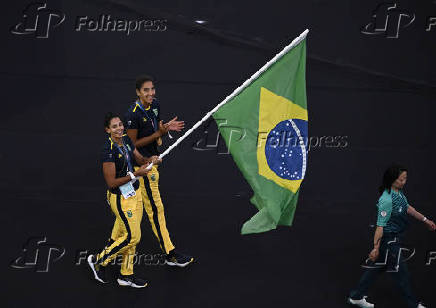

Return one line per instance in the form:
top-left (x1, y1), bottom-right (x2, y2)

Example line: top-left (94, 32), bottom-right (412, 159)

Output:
top-left (347, 296), bottom-right (375, 308)
top-left (117, 275), bottom-right (148, 288)
top-left (417, 304), bottom-right (426, 308)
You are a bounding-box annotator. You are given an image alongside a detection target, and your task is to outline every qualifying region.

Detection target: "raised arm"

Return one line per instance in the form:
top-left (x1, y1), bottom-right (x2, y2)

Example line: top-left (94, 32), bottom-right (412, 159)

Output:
top-left (127, 122), bottom-right (168, 148)
top-left (165, 116), bottom-right (185, 131)
top-left (132, 148), bottom-right (149, 166)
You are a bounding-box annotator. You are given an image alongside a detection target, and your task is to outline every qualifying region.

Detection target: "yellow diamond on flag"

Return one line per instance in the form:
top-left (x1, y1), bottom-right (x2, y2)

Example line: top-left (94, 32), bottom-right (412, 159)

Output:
top-left (257, 87), bottom-right (308, 193)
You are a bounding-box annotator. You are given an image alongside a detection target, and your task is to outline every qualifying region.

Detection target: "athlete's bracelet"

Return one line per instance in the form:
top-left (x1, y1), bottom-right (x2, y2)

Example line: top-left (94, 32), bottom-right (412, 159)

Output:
top-left (423, 216), bottom-right (428, 222)
top-left (127, 172), bottom-right (135, 181)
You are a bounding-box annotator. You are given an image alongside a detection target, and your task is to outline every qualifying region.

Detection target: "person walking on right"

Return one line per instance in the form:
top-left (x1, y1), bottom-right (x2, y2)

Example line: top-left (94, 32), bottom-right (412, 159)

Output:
top-left (348, 164), bottom-right (436, 308)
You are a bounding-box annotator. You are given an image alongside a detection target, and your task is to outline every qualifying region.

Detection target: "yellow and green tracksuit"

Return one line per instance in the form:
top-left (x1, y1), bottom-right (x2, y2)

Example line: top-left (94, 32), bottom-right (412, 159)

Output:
top-left (97, 190), bottom-right (143, 276)
top-left (137, 164), bottom-right (175, 254)
top-left (124, 100), bottom-right (175, 255)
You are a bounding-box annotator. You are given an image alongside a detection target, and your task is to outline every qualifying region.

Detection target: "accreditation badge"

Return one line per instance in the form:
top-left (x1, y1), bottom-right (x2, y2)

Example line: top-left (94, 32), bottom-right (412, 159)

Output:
top-left (120, 181), bottom-right (136, 199)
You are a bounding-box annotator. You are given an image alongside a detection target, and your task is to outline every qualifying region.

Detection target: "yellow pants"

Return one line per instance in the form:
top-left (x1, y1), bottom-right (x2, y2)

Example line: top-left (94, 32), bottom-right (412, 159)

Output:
top-left (137, 165), bottom-right (175, 254)
top-left (97, 190), bottom-right (142, 276)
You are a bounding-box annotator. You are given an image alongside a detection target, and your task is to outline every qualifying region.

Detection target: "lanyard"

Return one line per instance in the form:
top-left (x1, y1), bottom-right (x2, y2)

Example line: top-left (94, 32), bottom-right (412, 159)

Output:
top-left (109, 137), bottom-right (134, 173)
top-left (136, 101), bottom-right (158, 131)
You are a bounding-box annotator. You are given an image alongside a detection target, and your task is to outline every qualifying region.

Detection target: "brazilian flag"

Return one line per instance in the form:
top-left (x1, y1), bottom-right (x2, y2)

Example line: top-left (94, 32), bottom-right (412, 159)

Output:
top-left (213, 35), bottom-right (308, 234)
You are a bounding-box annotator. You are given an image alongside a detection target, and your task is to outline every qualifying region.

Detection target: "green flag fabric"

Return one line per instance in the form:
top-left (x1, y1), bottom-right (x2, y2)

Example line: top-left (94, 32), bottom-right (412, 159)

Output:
top-left (213, 37), bottom-right (308, 234)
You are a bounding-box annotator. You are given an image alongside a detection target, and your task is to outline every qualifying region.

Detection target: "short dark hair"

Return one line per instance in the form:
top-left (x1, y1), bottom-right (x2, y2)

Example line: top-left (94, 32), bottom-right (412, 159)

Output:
top-left (104, 112), bottom-right (121, 128)
top-left (378, 164), bottom-right (408, 194)
top-left (135, 74), bottom-right (154, 90)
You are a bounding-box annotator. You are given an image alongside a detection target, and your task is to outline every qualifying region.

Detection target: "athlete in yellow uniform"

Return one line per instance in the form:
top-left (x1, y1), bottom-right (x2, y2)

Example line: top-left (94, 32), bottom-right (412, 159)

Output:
top-left (87, 112), bottom-right (158, 287)
top-left (124, 75), bottom-right (194, 267)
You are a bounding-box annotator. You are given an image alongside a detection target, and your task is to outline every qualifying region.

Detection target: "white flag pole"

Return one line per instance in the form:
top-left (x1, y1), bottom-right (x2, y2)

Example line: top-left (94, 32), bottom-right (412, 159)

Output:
top-left (146, 29), bottom-right (309, 169)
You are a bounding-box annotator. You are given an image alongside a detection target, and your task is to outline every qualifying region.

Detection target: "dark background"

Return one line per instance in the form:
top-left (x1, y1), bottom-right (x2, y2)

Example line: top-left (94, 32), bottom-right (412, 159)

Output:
top-left (2, 0), bottom-right (435, 307)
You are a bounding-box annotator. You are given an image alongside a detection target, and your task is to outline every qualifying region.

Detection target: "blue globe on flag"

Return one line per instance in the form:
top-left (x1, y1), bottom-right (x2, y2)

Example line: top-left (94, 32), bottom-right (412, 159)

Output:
top-left (265, 119), bottom-right (308, 181)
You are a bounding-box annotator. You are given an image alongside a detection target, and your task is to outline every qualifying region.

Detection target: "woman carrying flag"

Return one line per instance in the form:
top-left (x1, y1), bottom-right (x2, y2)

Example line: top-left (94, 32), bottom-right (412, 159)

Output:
top-left (87, 112), bottom-right (158, 288)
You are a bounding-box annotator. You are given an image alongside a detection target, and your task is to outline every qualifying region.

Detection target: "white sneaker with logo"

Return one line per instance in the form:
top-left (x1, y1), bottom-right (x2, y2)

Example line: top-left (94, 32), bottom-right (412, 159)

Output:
top-left (347, 296), bottom-right (375, 308)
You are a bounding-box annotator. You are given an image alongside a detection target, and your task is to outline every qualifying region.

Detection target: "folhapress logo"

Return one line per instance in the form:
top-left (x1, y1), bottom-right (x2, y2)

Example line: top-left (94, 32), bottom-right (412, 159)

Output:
top-left (361, 3), bottom-right (415, 38)
top-left (11, 3), bottom-right (167, 38)
top-left (10, 237), bottom-right (65, 272)
top-left (11, 2), bottom-right (65, 38)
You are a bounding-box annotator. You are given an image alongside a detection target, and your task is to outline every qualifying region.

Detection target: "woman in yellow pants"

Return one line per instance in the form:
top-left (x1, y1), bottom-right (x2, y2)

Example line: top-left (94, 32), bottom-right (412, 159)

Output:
top-left (87, 112), bottom-right (158, 288)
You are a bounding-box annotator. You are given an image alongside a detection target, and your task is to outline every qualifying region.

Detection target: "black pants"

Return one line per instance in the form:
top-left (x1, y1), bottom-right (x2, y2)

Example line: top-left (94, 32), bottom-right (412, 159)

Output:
top-left (349, 234), bottom-right (418, 308)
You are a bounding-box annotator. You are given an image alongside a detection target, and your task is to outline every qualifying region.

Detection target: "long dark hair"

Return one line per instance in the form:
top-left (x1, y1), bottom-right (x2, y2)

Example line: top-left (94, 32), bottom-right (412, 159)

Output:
top-left (378, 164), bottom-right (408, 195)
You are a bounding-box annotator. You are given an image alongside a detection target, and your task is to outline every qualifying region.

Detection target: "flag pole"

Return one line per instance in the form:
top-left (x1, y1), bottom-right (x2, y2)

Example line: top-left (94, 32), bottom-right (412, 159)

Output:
top-left (150, 29), bottom-right (308, 167)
